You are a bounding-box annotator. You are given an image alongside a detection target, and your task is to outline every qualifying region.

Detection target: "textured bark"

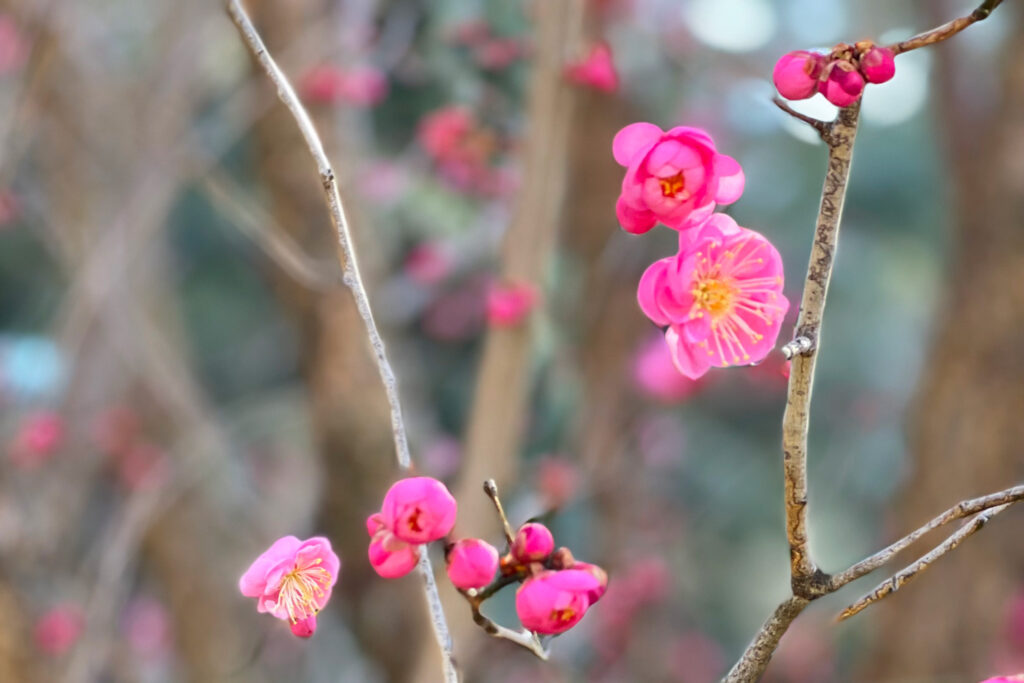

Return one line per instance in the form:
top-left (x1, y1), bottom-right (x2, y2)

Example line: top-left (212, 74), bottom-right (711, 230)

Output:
top-left (245, 1), bottom-right (429, 679)
top-left (862, 6), bottom-right (1024, 679)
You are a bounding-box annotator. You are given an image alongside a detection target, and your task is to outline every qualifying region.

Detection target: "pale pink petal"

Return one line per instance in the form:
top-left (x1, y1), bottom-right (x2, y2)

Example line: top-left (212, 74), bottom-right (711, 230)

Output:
top-left (637, 259), bottom-right (673, 326)
top-left (616, 195), bottom-right (658, 234)
top-left (238, 536), bottom-right (301, 597)
top-left (712, 154), bottom-right (745, 204)
top-left (612, 122), bottom-right (663, 166)
top-left (666, 327), bottom-right (712, 379)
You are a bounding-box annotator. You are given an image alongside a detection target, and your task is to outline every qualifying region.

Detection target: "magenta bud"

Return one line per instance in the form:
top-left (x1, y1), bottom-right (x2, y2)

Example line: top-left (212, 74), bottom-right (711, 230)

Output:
top-left (571, 561), bottom-right (608, 604)
top-left (511, 522), bottom-right (555, 563)
top-left (772, 50), bottom-right (825, 100)
top-left (446, 538), bottom-right (499, 590)
top-left (290, 615), bottom-right (317, 638)
top-left (859, 46), bottom-right (895, 84)
top-left (818, 60), bottom-right (865, 107)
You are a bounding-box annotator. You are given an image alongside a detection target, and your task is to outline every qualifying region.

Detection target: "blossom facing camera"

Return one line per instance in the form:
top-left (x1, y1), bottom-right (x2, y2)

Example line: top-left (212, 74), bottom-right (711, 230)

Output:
top-left (447, 538), bottom-right (499, 590)
top-left (381, 476), bottom-right (458, 544)
top-left (772, 50), bottom-right (825, 100)
top-left (516, 569), bottom-right (604, 635)
top-left (637, 214), bottom-right (789, 379)
top-left (818, 60), bottom-right (865, 107)
top-left (564, 43), bottom-right (619, 93)
top-left (511, 522), bottom-right (555, 563)
top-left (859, 45), bottom-right (895, 84)
top-left (613, 123), bottom-right (744, 236)
top-left (239, 536), bottom-right (340, 638)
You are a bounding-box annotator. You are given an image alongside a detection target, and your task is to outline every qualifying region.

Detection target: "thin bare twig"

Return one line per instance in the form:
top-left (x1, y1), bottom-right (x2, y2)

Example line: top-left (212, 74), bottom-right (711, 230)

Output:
top-left (465, 597), bottom-right (550, 660)
top-left (887, 0), bottom-right (1004, 55)
top-left (772, 98), bottom-right (828, 139)
top-left (838, 504), bottom-right (1011, 620)
top-left (830, 484), bottom-right (1024, 589)
top-left (723, 597), bottom-right (809, 683)
top-left (224, 2), bottom-right (457, 680)
top-left (483, 479), bottom-right (516, 548)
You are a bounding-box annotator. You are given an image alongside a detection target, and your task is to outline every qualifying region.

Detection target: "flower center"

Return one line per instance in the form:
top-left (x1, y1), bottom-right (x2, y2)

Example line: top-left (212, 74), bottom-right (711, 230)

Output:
top-left (550, 607), bottom-right (577, 623)
top-left (407, 508), bottom-right (424, 533)
top-left (278, 560), bottom-right (332, 623)
top-left (692, 278), bottom-right (736, 319)
top-left (658, 172), bottom-right (686, 198)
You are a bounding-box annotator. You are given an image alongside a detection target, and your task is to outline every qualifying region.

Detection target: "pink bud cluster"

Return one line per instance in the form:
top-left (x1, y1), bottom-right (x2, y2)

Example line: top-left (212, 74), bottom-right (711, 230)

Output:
top-left (773, 41), bottom-right (896, 108)
top-left (366, 476), bottom-right (458, 578)
top-left (613, 123), bottom-right (790, 378)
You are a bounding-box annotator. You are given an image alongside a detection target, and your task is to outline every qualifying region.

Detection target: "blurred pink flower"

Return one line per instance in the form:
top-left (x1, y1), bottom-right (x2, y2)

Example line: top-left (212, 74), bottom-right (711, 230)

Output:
top-left (9, 411), bottom-right (63, 469)
top-left (772, 51), bottom-right (825, 100)
top-left (114, 441), bottom-right (168, 491)
top-left (632, 333), bottom-right (703, 403)
top-left (422, 282), bottom-right (486, 342)
top-left (404, 243), bottom-right (453, 286)
top-left (474, 38), bottom-right (525, 70)
top-left (448, 19), bottom-right (491, 47)
top-left (300, 64), bottom-right (388, 107)
top-left (511, 522), bottom-right (555, 563)
top-left (367, 513), bottom-right (419, 579)
top-left (535, 456), bottom-right (579, 509)
top-left (358, 161), bottom-right (410, 205)
top-left (516, 569), bottom-right (603, 635)
top-left (613, 122), bottom-right (744, 235)
top-left (238, 536), bottom-right (340, 638)
top-left (0, 189), bottom-right (19, 226)
top-left (565, 43), bottom-right (619, 93)
top-left (34, 605), bottom-right (84, 656)
top-left (486, 281), bottom-right (538, 327)
top-left (0, 15), bottom-right (27, 75)
top-left (447, 538), bottom-right (499, 589)
top-left (380, 476), bottom-right (457, 544)
top-left (418, 106), bottom-right (476, 161)
top-left (637, 215), bottom-right (789, 378)
top-left (122, 597), bottom-right (171, 660)
top-left (92, 405), bottom-right (140, 457)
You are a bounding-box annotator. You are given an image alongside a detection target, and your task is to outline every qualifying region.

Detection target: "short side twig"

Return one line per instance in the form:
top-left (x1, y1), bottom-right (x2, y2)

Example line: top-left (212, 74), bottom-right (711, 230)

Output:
top-left (838, 504), bottom-right (1011, 621)
top-left (483, 479), bottom-right (516, 548)
top-left (772, 98), bottom-right (829, 139)
top-left (224, 3), bottom-right (457, 681)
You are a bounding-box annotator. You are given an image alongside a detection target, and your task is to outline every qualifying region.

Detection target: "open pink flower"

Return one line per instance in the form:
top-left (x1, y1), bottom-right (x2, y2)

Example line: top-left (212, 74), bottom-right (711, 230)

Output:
top-left (380, 476), bottom-right (457, 544)
top-left (637, 215), bottom-right (789, 379)
top-left (367, 513), bottom-right (419, 579)
top-left (486, 281), bottom-right (538, 327)
top-left (613, 123), bottom-right (744, 236)
top-left (447, 538), bottom-right (499, 589)
top-left (516, 569), bottom-right (603, 635)
top-left (511, 522), bottom-right (555, 563)
top-left (239, 536), bottom-right (340, 638)
top-left (565, 43), bottom-right (619, 93)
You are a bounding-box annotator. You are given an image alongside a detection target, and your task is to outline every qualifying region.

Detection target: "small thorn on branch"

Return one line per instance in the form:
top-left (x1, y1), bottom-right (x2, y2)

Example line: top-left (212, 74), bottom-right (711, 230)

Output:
top-left (772, 98), bottom-right (830, 139)
top-left (782, 336), bottom-right (815, 359)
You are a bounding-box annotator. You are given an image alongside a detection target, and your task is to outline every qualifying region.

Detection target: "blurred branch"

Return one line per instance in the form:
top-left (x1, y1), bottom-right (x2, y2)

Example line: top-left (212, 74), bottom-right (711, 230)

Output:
top-left (838, 504), bottom-right (1011, 621)
top-left (887, 0), bottom-right (1004, 55)
top-left (223, 2), bottom-right (457, 680)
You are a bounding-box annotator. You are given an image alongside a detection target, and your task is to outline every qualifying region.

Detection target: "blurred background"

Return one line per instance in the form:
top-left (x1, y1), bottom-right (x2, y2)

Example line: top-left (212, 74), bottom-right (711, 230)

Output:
top-left (1, 0), bottom-right (1022, 681)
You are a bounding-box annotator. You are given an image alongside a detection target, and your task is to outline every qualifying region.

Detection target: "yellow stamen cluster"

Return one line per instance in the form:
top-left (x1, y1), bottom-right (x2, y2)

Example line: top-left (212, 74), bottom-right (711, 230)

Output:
top-left (658, 171), bottom-right (686, 198)
top-left (277, 558), bottom-right (332, 624)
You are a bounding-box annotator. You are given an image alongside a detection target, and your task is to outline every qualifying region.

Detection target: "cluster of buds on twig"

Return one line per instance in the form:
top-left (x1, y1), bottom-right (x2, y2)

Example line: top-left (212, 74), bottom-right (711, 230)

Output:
top-left (773, 41), bottom-right (895, 107)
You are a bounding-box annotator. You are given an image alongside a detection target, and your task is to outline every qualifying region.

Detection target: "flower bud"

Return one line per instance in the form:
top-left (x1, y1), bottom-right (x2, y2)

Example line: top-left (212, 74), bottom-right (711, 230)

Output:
top-left (818, 60), bottom-right (865, 107)
top-left (380, 476), bottom-right (457, 544)
top-left (859, 46), bottom-right (895, 84)
top-left (446, 538), bottom-right (499, 590)
top-left (511, 522), bottom-right (555, 563)
top-left (515, 569), bottom-right (603, 635)
top-left (368, 531), bottom-right (419, 579)
top-left (772, 51), bottom-right (825, 100)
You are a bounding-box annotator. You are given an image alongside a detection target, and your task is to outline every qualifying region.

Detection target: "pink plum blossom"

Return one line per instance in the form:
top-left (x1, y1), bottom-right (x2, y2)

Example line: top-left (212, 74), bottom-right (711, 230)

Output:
top-left (239, 535), bottom-right (340, 638)
top-left (632, 333), bottom-right (703, 402)
top-left (565, 43), bottom-right (619, 93)
top-left (516, 569), bottom-right (603, 635)
top-left (818, 59), bottom-right (865, 107)
top-left (637, 214), bottom-right (789, 379)
top-left (859, 45), bottom-right (896, 84)
top-left (772, 50), bottom-right (825, 100)
top-left (9, 411), bottom-right (63, 469)
top-left (612, 123), bottom-right (744, 235)
top-left (367, 513), bottom-right (419, 579)
top-left (380, 476), bottom-right (457, 544)
top-left (34, 605), bottom-right (84, 656)
top-left (447, 538), bottom-right (499, 589)
top-left (511, 522), bottom-right (555, 563)
top-left (486, 281), bottom-right (538, 327)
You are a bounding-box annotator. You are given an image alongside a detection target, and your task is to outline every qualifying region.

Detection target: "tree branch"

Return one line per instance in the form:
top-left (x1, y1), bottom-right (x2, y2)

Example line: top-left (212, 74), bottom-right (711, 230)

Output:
top-left (887, 0), bottom-right (1004, 55)
top-left (223, 2), bottom-right (457, 680)
top-left (722, 597), bottom-right (810, 683)
top-left (838, 504), bottom-right (1011, 620)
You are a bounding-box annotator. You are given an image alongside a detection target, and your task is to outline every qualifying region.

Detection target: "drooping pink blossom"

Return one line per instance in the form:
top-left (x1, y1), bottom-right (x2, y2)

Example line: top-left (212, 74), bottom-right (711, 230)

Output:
top-left (34, 605), bottom-right (84, 656)
top-left (818, 59), bottom-right (865, 107)
top-left (511, 522), bottom-right (555, 563)
top-left (367, 513), bottom-right (419, 579)
top-left (447, 538), bottom-right (499, 590)
top-left (858, 45), bottom-right (896, 84)
top-left (486, 281), bottom-right (538, 327)
top-left (772, 50), bottom-right (825, 100)
top-left (238, 535), bottom-right (340, 638)
top-left (515, 569), bottom-right (603, 635)
top-left (632, 333), bottom-right (703, 402)
top-left (637, 214), bottom-right (789, 379)
top-left (9, 411), bottom-right (64, 469)
top-left (565, 43), bottom-right (619, 93)
top-left (612, 123), bottom-right (744, 235)
top-left (380, 476), bottom-right (458, 544)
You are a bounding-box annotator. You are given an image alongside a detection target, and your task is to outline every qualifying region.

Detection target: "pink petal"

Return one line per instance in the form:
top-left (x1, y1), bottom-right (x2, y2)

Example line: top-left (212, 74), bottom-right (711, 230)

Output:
top-left (712, 154), bottom-right (744, 204)
top-left (616, 195), bottom-right (658, 234)
top-left (637, 259), bottom-right (673, 326)
top-left (239, 536), bottom-right (301, 597)
top-left (612, 122), bottom-right (663, 166)
top-left (666, 327), bottom-right (712, 379)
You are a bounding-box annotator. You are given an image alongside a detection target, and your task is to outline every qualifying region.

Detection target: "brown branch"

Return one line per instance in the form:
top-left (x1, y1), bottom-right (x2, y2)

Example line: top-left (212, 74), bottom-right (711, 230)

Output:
top-left (772, 98), bottom-right (829, 139)
top-left (830, 484), bottom-right (1024, 589)
top-left (887, 0), bottom-right (1004, 55)
top-left (722, 597), bottom-right (810, 683)
top-left (223, 2), bottom-right (457, 680)
top-left (838, 504), bottom-right (1011, 621)
top-left (465, 594), bottom-right (550, 660)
